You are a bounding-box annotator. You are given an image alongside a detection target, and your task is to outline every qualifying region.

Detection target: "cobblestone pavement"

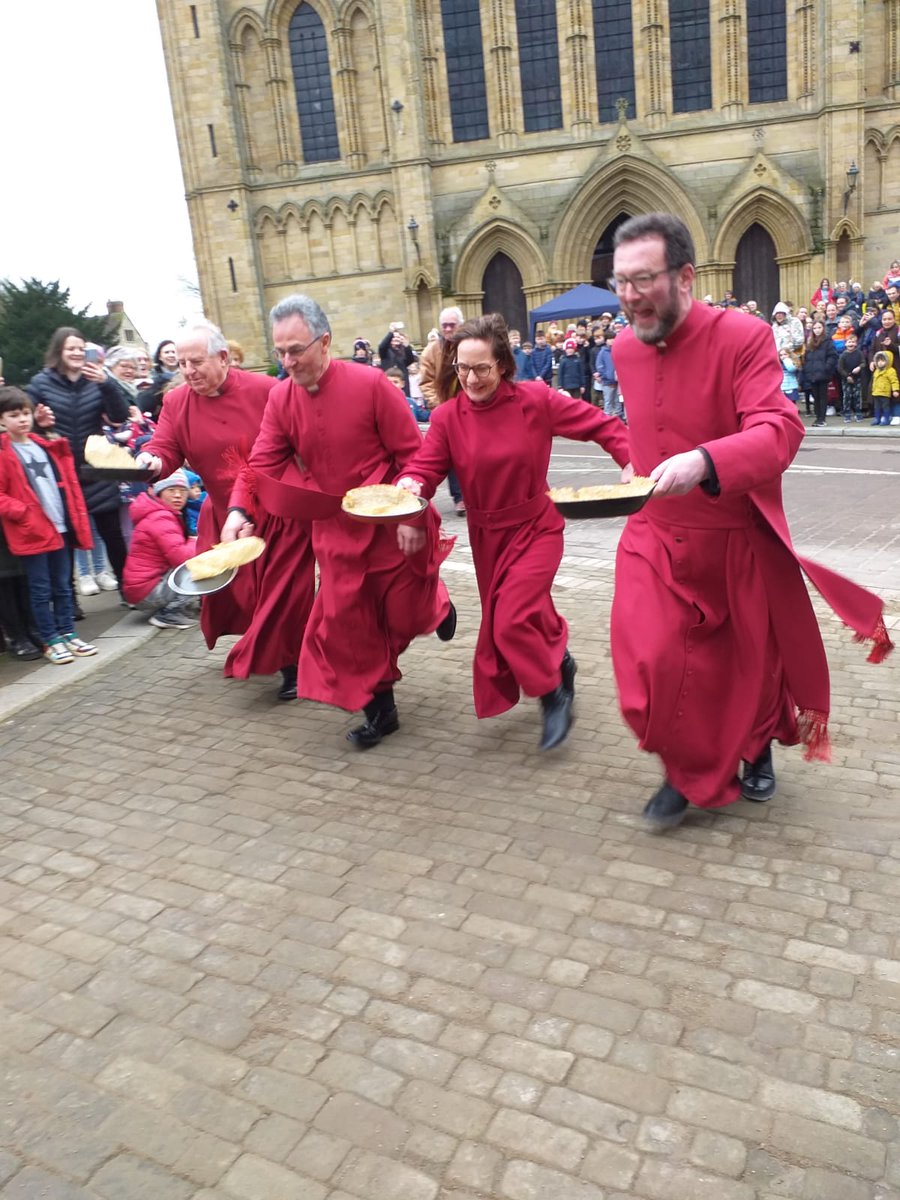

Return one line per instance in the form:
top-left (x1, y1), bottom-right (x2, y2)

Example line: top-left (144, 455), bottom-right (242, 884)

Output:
top-left (1, 445), bottom-right (899, 1199)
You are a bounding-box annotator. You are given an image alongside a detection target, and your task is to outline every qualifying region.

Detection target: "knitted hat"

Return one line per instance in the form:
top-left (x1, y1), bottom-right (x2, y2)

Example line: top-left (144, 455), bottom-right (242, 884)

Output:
top-left (154, 468), bottom-right (190, 495)
top-left (564, 339), bottom-right (578, 351)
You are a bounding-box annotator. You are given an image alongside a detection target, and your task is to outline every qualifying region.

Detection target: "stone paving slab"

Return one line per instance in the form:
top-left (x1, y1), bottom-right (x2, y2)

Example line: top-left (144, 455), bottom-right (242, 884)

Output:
top-left (1, 545), bottom-right (899, 1199)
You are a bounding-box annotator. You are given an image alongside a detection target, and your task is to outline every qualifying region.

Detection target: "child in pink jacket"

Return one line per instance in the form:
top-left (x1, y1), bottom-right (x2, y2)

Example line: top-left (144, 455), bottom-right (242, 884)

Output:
top-left (122, 469), bottom-right (197, 628)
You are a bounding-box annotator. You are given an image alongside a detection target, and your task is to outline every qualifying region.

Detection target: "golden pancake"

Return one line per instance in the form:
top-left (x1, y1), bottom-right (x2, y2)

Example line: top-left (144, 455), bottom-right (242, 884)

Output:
top-left (185, 537), bottom-right (266, 581)
top-left (84, 435), bottom-right (140, 471)
top-left (547, 477), bottom-right (655, 502)
top-left (342, 484), bottom-right (422, 517)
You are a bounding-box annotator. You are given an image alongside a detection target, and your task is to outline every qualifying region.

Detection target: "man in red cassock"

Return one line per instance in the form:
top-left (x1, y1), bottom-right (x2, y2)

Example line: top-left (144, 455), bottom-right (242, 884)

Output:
top-left (137, 322), bottom-right (314, 699)
top-left (610, 213), bottom-right (892, 831)
top-left (221, 294), bottom-right (454, 749)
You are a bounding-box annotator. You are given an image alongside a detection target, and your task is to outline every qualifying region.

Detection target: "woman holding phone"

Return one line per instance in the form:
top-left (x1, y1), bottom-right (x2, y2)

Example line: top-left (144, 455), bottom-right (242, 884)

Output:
top-left (27, 327), bottom-right (131, 598)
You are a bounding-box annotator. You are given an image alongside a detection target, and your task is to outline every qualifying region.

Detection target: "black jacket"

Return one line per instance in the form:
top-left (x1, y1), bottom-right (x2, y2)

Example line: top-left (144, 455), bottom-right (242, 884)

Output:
top-left (27, 368), bottom-right (130, 513)
top-left (801, 339), bottom-right (838, 386)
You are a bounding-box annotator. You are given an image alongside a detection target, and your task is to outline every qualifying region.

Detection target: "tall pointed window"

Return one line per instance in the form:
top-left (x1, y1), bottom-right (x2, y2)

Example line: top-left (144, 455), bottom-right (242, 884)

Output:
top-left (592, 0), bottom-right (636, 123)
top-left (515, 0), bottom-right (562, 131)
top-left (289, 3), bottom-right (340, 162)
top-left (747, 0), bottom-right (787, 102)
top-left (669, 0), bottom-right (711, 112)
top-left (441, 0), bottom-right (490, 142)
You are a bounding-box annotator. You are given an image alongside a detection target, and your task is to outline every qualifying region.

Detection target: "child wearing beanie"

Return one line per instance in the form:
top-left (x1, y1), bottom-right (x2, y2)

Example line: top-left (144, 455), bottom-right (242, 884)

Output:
top-left (122, 469), bottom-right (198, 628)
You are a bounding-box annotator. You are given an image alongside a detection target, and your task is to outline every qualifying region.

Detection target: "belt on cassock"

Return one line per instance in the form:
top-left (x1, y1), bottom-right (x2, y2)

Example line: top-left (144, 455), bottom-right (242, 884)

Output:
top-left (464, 491), bottom-right (551, 530)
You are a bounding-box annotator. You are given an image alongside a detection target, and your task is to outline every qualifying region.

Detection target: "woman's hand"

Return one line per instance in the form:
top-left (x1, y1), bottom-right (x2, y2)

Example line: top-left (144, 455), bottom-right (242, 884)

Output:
top-left (397, 523), bottom-right (426, 555)
top-left (81, 362), bottom-right (106, 384)
top-left (620, 461), bottom-right (635, 483)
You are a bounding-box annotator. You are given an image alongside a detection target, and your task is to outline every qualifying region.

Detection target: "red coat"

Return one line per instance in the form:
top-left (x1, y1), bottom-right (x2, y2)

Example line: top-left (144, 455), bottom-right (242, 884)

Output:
top-left (144, 368), bottom-right (314, 678)
top-left (231, 359), bottom-right (451, 711)
top-left (611, 302), bottom-right (891, 809)
top-left (0, 432), bottom-right (92, 555)
top-left (399, 379), bottom-right (630, 717)
top-left (122, 491), bottom-right (197, 603)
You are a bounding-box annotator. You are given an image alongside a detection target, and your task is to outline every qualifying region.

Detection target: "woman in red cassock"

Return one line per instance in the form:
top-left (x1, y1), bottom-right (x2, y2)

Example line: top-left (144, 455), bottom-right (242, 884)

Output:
top-left (397, 313), bottom-right (631, 750)
top-left (138, 323), bottom-right (314, 698)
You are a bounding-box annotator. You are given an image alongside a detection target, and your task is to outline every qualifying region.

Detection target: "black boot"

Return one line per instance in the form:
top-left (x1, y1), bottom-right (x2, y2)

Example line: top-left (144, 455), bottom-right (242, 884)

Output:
top-left (642, 782), bottom-right (690, 831)
top-left (435, 600), bottom-right (457, 642)
top-left (347, 690), bottom-right (399, 749)
top-left (538, 690), bottom-right (573, 752)
top-left (741, 742), bottom-right (776, 802)
top-left (277, 665), bottom-right (298, 701)
top-left (537, 651), bottom-right (577, 751)
top-left (561, 649), bottom-right (577, 698)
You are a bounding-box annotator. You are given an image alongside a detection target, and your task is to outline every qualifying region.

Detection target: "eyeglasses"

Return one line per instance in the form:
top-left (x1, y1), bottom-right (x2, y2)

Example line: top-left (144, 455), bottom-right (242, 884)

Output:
top-left (454, 362), bottom-right (496, 380)
top-left (612, 268), bottom-right (676, 294)
top-left (276, 333), bottom-right (324, 361)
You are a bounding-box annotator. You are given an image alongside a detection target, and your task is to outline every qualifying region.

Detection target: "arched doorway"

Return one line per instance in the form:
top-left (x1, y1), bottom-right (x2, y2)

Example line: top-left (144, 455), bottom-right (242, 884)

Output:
top-left (733, 224), bottom-right (779, 315)
top-left (482, 252), bottom-right (527, 332)
top-left (591, 213), bottom-right (631, 289)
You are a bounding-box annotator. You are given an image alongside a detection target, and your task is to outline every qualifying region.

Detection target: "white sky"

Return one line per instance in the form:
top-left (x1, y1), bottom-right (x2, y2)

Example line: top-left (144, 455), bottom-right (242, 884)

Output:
top-left (0, 2), bottom-right (203, 351)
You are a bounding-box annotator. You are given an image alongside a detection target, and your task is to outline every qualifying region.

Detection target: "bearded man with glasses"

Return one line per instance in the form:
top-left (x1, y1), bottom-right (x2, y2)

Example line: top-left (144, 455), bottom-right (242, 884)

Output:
top-left (609, 212), bottom-right (892, 832)
top-left (222, 294), bottom-right (454, 749)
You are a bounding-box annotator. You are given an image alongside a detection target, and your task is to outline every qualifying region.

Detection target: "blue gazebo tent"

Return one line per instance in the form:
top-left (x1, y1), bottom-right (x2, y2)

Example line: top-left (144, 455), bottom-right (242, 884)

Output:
top-left (529, 283), bottom-right (620, 340)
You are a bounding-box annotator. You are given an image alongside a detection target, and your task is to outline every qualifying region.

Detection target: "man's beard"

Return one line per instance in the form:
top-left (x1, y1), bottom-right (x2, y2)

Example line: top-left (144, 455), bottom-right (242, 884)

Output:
top-left (625, 280), bottom-right (681, 345)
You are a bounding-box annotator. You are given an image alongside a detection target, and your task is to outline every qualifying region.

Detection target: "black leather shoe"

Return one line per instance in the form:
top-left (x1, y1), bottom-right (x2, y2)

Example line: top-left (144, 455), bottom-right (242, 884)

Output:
top-left (642, 782), bottom-right (689, 831)
top-left (277, 665), bottom-right (298, 701)
top-left (741, 742), bottom-right (776, 802)
top-left (538, 684), bottom-right (574, 751)
top-left (6, 638), bottom-right (42, 662)
top-left (561, 649), bottom-right (577, 698)
top-left (435, 601), bottom-right (457, 642)
top-left (73, 603), bottom-right (85, 622)
top-left (347, 706), bottom-right (400, 749)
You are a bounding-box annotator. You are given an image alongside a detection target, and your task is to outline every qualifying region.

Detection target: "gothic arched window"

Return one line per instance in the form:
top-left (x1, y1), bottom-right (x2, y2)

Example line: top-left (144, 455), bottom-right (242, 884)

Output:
top-left (592, 0), bottom-right (636, 123)
top-left (669, 0), bottom-right (711, 113)
top-left (515, 0), bottom-right (562, 131)
top-left (747, 0), bottom-right (787, 103)
top-left (288, 3), bottom-right (340, 162)
top-left (441, 0), bottom-right (490, 142)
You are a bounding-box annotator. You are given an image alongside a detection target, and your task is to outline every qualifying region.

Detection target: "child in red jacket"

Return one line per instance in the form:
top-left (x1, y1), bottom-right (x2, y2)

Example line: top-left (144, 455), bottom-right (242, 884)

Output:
top-left (122, 468), bottom-right (198, 628)
top-left (0, 387), bottom-right (96, 664)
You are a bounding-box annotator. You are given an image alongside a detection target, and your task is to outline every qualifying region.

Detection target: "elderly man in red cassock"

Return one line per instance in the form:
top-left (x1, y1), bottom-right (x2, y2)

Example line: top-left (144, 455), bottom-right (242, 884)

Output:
top-left (221, 294), bottom-right (454, 749)
top-left (610, 213), bottom-right (893, 832)
top-left (137, 321), bottom-right (314, 699)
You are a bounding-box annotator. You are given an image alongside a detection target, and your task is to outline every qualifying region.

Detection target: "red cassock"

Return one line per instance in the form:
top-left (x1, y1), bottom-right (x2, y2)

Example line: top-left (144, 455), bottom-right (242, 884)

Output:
top-left (145, 369), bottom-right (314, 678)
top-left (612, 302), bottom-right (892, 809)
top-left (399, 379), bottom-right (630, 718)
top-left (229, 360), bottom-right (452, 712)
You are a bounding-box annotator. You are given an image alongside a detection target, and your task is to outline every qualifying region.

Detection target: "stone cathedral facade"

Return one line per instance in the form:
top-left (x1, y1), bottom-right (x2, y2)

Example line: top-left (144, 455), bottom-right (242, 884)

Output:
top-left (157, 0), bottom-right (900, 366)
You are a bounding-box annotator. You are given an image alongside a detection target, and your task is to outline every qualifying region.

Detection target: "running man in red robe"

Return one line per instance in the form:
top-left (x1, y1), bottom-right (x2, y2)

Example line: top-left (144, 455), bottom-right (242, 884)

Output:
top-left (396, 313), bottom-right (631, 750)
top-left (610, 213), bottom-right (892, 831)
top-left (137, 322), bottom-right (314, 699)
top-left (221, 294), bottom-right (454, 749)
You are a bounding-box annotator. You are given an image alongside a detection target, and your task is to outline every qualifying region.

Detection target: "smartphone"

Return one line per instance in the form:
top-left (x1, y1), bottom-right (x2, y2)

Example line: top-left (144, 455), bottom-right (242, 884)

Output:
top-left (84, 348), bottom-right (101, 365)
